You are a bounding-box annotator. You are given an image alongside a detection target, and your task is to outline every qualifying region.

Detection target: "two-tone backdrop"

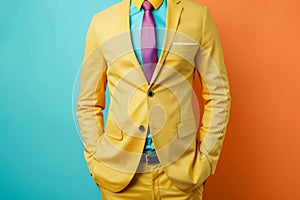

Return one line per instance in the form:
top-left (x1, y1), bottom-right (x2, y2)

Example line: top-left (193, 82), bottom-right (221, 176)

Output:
top-left (0, 0), bottom-right (299, 199)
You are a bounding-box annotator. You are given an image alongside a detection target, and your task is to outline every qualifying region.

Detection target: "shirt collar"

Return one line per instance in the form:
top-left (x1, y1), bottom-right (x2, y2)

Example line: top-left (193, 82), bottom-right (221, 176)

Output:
top-left (132, 0), bottom-right (164, 10)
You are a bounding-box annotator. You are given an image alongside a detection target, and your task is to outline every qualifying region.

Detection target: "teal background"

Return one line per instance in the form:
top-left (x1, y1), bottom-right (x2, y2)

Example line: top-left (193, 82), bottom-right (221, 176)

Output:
top-left (0, 0), bottom-right (120, 199)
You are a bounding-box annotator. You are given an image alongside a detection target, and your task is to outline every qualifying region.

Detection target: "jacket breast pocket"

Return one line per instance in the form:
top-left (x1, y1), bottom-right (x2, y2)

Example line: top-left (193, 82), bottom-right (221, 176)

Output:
top-left (177, 119), bottom-right (197, 138)
top-left (169, 42), bottom-right (199, 65)
top-left (105, 121), bottom-right (123, 140)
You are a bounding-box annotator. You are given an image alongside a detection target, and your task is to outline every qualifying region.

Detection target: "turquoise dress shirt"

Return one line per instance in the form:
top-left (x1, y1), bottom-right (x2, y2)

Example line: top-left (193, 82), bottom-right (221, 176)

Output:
top-left (129, 0), bottom-right (167, 153)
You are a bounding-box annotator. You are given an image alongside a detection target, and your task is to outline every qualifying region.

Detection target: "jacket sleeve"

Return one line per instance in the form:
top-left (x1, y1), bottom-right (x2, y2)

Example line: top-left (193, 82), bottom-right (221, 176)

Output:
top-left (76, 15), bottom-right (107, 172)
top-left (195, 6), bottom-right (231, 175)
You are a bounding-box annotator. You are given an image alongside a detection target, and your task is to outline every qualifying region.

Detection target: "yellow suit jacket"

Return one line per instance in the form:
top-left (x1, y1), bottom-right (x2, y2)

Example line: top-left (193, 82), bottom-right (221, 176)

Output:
top-left (77, 0), bottom-right (231, 193)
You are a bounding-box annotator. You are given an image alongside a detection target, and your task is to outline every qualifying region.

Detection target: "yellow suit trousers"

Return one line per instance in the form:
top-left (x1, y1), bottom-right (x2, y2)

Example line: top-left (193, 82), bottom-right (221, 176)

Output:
top-left (98, 162), bottom-right (204, 200)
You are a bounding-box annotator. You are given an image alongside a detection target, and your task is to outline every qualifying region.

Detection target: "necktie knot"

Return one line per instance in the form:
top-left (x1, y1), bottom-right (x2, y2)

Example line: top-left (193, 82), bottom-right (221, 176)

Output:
top-left (142, 0), bottom-right (153, 11)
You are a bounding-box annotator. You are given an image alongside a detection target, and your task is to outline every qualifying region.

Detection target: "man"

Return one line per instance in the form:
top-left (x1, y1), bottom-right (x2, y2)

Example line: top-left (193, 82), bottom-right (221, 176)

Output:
top-left (77, 0), bottom-right (231, 199)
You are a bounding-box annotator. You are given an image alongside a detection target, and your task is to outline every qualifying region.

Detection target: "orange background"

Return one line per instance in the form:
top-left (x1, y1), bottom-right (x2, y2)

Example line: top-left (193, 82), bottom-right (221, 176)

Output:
top-left (194, 0), bottom-right (300, 199)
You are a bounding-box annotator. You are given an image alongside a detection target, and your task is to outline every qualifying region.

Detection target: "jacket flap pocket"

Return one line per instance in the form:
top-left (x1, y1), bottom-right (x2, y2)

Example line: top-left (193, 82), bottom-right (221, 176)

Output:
top-left (177, 119), bottom-right (196, 138)
top-left (105, 121), bottom-right (123, 140)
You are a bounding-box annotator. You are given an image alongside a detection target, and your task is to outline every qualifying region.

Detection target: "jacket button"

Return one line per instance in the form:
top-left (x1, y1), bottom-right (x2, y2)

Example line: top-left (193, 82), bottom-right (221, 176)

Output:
top-left (148, 91), bottom-right (154, 97)
top-left (139, 125), bottom-right (145, 132)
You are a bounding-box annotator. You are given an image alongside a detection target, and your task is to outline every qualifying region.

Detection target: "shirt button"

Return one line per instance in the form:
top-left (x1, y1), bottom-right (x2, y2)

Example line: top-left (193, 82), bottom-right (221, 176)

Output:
top-left (139, 125), bottom-right (145, 132)
top-left (148, 91), bottom-right (154, 97)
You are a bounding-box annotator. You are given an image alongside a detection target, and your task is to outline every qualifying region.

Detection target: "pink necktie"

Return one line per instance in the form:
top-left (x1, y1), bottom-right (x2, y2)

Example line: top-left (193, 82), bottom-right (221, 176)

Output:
top-left (141, 0), bottom-right (158, 84)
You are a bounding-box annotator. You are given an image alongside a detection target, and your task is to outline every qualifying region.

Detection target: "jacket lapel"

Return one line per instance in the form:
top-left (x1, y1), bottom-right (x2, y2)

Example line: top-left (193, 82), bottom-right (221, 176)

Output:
top-left (117, 0), bottom-right (183, 86)
top-left (150, 0), bottom-right (183, 85)
top-left (117, 0), bottom-right (149, 83)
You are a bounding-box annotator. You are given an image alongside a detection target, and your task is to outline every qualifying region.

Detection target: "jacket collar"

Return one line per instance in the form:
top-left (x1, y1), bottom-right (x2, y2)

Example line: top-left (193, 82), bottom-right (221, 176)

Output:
top-left (132, 0), bottom-right (164, 10)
